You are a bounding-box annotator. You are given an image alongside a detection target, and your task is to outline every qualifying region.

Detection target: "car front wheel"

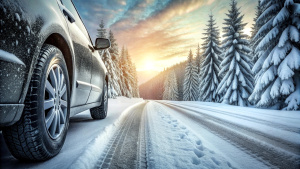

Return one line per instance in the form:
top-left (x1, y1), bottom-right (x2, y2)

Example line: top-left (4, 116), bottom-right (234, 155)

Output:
top-left (2, 44), bottom-right (70, 161)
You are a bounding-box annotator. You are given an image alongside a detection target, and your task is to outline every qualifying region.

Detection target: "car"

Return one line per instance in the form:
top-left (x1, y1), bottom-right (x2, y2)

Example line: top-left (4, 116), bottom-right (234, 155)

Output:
top-left (0, 0), bottom-right (110, 161)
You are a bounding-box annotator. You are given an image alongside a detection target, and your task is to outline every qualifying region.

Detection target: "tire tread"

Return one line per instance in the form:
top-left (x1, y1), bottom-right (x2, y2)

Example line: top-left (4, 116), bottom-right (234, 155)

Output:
top-left (3, 44), bottom-right (60, 161)
top-left (90, 83), bottom-right (108, 120)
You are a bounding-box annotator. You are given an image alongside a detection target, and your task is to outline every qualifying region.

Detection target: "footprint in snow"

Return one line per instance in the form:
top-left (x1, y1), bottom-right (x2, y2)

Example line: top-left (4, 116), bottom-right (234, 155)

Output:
top-left (193, 148), bottom-right (205, 158)
top-left (211, 157), bottom-right (221, 166)
top-left (196, 140), bottom-right (202, 145)
top-left (196, 145), bottom-right (204, 151)
top-left (179, 133), bottom-right (185, 139)
top-left (227, 162), bottom-right (233, 168)
top-left (192, 157), bottom-right (201, 165)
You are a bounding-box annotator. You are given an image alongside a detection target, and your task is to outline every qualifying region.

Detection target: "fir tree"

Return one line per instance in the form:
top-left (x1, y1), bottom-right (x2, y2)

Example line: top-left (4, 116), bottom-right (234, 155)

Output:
top-left (163, 71), bottom-right (179, 100)
top-left (132, 64), bottom-right (140, 98)
top-left (216, 0), bottom-right (254, 106)
top-left (170, 71), bottom-right (179, 101)
top-left (199, 14), bottom-right (221, 102)
top-left (97, 21), bottom-right (120, 98)
top-left (108, 30), bottom-right (119, 61)
top-left (120, 46), bottom-right (132, 98)
top-left (249, 0), bottom-right (300, 110)
top-left (108, 30), bottom-right (122, 96)
top-left (250, 0), bottom-right (264, 64)
top-left (183, 50), bottom-right (199, 101)
top-left (126, 49), bottom-right (135, 96)
top-left (97, 20), bottom-right (106, 38)
top-left (163, 73), bottom-right (171, 100)
top-left (195, 44), bottom-right (202, 74)
top-left (100, 49), bottom-right (119, 98)
top-left (119, 46), bottom-right (126, 96)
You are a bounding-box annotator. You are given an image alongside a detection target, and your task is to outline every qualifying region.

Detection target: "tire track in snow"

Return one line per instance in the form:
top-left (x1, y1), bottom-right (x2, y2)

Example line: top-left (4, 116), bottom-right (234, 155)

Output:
top-left (137, 102), bottom-right (148, 169)
top-left (95, 102), bottom-right (147, 169)
top-left (157, 102), bottom-right (300, 169)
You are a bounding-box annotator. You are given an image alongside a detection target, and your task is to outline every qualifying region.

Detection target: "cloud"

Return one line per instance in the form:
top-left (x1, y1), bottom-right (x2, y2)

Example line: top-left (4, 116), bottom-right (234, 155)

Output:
top-left (109, 0), bottom-right (210, 70)
top-left (73, 0), bottom-right (256, 71)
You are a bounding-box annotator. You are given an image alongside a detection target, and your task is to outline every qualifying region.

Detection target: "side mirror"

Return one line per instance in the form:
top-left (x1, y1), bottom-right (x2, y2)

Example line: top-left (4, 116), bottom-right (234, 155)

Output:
top-left (94, 38), bottom-right (111, 50)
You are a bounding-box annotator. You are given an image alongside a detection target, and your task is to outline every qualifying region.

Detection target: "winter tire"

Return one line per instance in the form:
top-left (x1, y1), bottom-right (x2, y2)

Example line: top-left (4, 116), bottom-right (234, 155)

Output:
top-left (90, 82), bottom-right (108, 119)
top-left (2, 44), bottom-right (70, 161)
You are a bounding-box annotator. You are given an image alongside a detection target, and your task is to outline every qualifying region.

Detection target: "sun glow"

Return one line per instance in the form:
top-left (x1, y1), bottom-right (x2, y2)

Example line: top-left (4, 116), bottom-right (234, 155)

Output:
top-left (244, 27), bottom-right (252, 37)
top-left (145, 61), bottom-right (155, 71)
top-left (137, 57), bottom-right (163, 72)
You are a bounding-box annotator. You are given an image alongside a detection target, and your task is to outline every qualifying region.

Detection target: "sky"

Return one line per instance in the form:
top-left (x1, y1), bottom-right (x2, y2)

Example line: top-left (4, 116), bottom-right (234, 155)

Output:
top-left (73, 0), bottom-right (257, 72)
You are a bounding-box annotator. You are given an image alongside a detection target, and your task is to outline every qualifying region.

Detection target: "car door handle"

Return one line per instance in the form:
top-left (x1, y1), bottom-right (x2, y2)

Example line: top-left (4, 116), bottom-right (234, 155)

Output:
top-left (57, 1), bottom-right (75, 23)
top-left (63, 9), bottom-right (75, 23)
top-left (88, 45), bottom-right (94, 52)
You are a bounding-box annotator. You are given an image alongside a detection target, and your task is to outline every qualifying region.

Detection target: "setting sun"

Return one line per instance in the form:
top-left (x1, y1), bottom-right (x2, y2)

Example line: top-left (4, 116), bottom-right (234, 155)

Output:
top-left (144, 61), bottom-right (155, 71)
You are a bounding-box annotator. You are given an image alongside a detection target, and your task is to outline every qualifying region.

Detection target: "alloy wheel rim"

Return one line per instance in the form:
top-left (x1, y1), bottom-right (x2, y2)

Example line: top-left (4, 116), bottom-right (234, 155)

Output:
top-left (44, 64), bottom-right (68, 139)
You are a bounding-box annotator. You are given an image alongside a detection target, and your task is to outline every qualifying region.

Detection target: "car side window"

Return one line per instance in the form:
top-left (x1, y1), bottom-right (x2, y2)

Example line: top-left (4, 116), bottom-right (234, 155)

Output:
top-left (61, 0), bottom-right (90, 41)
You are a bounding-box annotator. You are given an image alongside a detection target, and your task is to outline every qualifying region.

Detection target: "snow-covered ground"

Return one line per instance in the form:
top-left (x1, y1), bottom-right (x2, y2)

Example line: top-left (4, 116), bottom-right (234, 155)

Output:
top-left (149, 101), bottom-right (300, 169)
top-left (1, 98), bottom-right (299, 169)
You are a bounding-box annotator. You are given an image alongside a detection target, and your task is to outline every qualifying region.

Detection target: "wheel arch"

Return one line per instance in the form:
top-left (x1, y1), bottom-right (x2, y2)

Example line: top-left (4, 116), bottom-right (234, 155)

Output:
top-left (44, 33), bottom-right (74, 92)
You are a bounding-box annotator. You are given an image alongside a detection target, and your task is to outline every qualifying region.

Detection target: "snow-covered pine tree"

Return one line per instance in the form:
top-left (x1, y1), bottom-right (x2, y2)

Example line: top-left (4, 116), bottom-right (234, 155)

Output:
top-left (100, 49), bottom-right (119, 98)
top-left (250, 0), bottom-right (264, 64)
top-left (96, 21), bottom-right (120, 98)
top-left (170, 71), bottom-right (179, 101)
top-left (126, 49), bottom-right (136, 96)
top-left (195, 44), bottom-right (202, 74)
top-left (120, 47), bottom-right (129, 97)
top-left (183, 50), bottom-right (199, 101)
top-left (199, 14), bottom-right (221, 102)
top-left (97, 20), bottom-right (106, 38)
top-left (108, 30), bottom-right (119, 61)
top-left (216, 0), bottom-right (254, 106)
top-left (119, 47), bottom-right (133, 98)
top-left (249, 0), bottom-right (300, 110)
top-left (163, 73), bottom-right (171, 100)
top-left (119, 46), bottom-right (127, 96)
top-left (132, 64), bottom-right (140, 98)
top-left (194, 44), bottom-right (204, 101)
top-left (163, 71), bottom-right (179, 100)
top-left (108, 30), bottom-right (122, 96)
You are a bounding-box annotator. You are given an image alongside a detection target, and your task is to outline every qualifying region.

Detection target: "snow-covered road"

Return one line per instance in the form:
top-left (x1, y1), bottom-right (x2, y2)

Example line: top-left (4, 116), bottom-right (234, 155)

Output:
top-left (151, 101), bottom-right (300, 168)
top-left (1, 98), bottom-right (299, 169)
top-left (0, 97), bottom-right (144, 169)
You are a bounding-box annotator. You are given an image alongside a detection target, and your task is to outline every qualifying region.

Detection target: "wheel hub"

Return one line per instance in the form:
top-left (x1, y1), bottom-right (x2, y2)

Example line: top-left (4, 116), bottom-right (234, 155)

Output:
top-left (44, 65), bottom-right (68, 139)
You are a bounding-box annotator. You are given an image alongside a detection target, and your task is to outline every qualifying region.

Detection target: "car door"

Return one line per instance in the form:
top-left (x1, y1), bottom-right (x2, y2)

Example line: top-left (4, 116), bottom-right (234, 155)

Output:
top-left (60, 0), bottom-right (93, 107)
top-left (87, 50), bottom-right (106, 103)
